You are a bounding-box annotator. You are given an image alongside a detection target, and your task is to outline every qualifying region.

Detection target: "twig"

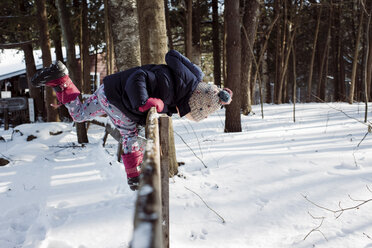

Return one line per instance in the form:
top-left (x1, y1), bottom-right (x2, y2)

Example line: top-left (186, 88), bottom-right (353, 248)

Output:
top-left (311, 94), bottom-right (372, 127)
top-left (174, 131), bottom-right (208, 168)
top-left (303, 211), bottom-right (328, 241)
top-left (363, 232), bottom-right (372, 240)
top-left (184, 186), bottom-right (226, 224)
top-left (353, 131), bottom-right (369, 167)
top-left (302, 193), bottom-right (372, 219)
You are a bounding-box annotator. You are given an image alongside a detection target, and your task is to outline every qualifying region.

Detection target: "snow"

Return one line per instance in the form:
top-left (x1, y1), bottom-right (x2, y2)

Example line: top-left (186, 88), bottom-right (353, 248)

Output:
top-left (1, 102), bottom-right (372, 248)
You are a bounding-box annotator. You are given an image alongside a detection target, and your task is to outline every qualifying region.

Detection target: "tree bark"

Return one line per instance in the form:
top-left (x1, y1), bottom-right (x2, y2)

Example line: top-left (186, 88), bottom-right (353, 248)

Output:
top-left (224, 0), bottom-right (242, 133)
top-left (108, 0), bottom-right (141, 70)
top-left (137, 0), bottom-right (168, 64)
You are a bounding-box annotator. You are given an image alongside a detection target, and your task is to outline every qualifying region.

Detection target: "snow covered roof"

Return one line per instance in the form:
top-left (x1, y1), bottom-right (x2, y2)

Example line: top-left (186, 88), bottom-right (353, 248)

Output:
top-left (0, 47), bottom-right (79, 81)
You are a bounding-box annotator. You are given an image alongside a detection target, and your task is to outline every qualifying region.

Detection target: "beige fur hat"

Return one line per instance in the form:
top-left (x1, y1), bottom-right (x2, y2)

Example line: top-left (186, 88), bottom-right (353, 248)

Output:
top-left (188, 83), bottom-right (232, 122)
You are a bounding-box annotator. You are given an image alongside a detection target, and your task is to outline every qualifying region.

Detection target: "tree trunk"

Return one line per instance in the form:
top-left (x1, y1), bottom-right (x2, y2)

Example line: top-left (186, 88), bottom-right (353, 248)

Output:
top-left (185, 0), bottom-right (192, 59)
top-left (81, 0), bottom-right (91, 94)
top-left (56, 0), bottom-right (89, 144)
top-left (366, 0), bottom-right (372, 102)
top-left (349, 8), bottom-right (364, 104)
top-left (224, 0), bottom-right (241, 133)
top-left (35, 0), bottom-right (59, 122)
top-left (22, 43), bottom-right (44, 121)
top-left (164, 0), bottom-right (173, 50)
top-left (317, 6), bottom-right (332, 101)
top-left (137, 0), bottom-right (168, 64)
top-left (104, 0), bottom-right (115, 73)
top-left (192, 0), bottom-right (201, 65)
top-left (107, 0), bottom-right (141, 70)
top-left (212, 0), bottom-right (222, 87)
top-left (241, 0), bottom-right (260, 115)
top-left (307, 4), bottom-right (322, 102)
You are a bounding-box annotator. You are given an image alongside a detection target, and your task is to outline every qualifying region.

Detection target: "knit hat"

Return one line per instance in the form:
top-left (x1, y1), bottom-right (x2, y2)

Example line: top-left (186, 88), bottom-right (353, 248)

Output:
top-left (188, 83), bottom-right (232, 122)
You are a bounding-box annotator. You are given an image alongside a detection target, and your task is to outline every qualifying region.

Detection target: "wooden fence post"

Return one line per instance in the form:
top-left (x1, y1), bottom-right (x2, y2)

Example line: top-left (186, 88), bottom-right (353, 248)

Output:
top-left (131, 107), bottom-right (163, 248)
top-left (159, 116), bottom-right (170, 248)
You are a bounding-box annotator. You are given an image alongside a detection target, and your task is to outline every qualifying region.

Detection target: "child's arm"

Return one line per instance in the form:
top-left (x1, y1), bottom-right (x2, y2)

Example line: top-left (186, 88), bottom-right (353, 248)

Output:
top-left (125, 69), bottom-right (150, 110)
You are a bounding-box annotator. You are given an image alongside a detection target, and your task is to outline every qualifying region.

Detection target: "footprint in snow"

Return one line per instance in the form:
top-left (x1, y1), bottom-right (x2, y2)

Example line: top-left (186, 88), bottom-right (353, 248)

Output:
top-left (189, 229), bottom-right (208, 241)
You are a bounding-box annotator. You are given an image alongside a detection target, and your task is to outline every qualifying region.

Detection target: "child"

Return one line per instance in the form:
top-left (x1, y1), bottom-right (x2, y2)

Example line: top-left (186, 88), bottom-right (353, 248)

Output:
top-left (31, 50), bottom-right (232, 190)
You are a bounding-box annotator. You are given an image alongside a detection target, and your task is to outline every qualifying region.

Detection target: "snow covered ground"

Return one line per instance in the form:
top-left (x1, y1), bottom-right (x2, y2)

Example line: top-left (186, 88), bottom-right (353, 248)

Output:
top-left (1, 103), bottom-right (372, 248)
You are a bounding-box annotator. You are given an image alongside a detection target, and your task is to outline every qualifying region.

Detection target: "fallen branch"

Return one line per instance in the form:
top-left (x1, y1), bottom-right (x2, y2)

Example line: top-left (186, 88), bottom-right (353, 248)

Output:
top-left (303, 211), bottom-right (327, 241)
top-left (302, 191), bottom-right (372, 219)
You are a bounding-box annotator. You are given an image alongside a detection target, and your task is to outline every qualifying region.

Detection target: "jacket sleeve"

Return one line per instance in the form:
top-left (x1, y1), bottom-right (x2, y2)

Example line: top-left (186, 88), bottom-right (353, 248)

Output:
top-left (125, 69), bottom-right (149, 110)
top-left (165, 50), bottom-right (204, 81)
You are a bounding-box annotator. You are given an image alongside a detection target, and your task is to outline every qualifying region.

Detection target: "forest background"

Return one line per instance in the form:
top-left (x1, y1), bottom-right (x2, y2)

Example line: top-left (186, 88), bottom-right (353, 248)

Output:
top-left (1, 0), bottom-right (372, 134)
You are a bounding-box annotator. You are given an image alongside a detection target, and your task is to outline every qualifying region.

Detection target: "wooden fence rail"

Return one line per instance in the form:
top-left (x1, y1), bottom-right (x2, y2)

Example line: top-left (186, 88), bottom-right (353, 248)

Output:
top-left (130, 107), bottom-right (177, 248)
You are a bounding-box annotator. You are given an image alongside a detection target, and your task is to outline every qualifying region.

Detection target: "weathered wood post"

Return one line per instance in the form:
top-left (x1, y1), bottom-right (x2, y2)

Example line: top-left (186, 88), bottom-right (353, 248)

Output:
top-left (159, 116), bottom-right (170, 248)
top-left (131, 107), bottom-right (163, 248)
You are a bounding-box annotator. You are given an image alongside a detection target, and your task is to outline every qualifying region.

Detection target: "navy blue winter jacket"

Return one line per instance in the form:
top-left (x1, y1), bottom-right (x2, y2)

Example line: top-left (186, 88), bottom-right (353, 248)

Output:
top-left (103, 50), bottom-right (204, 125)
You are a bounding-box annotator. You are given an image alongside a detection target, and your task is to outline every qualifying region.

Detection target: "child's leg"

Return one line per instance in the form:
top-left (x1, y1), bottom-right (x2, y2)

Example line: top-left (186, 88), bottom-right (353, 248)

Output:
top-left (64, 85), bottom-right (106, 122)
top-left (96, 86), bottom-right (143, 190)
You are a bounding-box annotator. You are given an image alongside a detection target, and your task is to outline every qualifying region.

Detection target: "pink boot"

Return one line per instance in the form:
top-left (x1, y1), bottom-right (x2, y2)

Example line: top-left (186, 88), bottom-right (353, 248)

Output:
top-left (31, 61), bottom-right (80, 104)
top-left (122, 150), bottom-right (143, 191)
top-left (46, 75), bottom-right (81, 104)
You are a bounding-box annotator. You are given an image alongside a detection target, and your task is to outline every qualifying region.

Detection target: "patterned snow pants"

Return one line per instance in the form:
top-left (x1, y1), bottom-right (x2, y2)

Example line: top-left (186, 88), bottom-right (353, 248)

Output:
top-left (65, 84), bottom-right (143, 154)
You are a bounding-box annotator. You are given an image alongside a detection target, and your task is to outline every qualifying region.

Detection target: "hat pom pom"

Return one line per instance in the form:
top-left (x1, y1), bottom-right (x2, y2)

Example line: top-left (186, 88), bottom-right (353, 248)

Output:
top-left (218, 89), bottom-right (231, 104)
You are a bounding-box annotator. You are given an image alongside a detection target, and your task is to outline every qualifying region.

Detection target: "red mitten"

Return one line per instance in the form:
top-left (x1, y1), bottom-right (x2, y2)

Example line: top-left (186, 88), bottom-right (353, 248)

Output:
top-left (138, 98), bottom-right (164, 112)
top-left (122, 150), bottom-right (143, 178)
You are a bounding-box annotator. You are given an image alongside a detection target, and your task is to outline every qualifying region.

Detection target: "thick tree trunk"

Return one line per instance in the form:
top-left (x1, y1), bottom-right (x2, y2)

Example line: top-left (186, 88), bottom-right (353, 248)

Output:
top-left (137, 0), bottom-right (168, 64)
top-left (212, 0), bottom-right (222, 87)
top-left (56, 0), bottom-right (88, 144)
top-left (224, 0), bottom-right (241, 133)
top-left (108, 0), bottom-right (141, 70)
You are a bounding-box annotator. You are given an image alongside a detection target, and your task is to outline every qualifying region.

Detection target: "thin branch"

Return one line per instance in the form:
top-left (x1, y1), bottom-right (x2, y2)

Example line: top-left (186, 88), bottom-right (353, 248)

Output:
top-left (353, 131), bottom-right (369, 167)
top-left (303, 211), bottom-right (328, 241)
top-left (311, 94), bottom-right (372, 127)
top-left (302, 194), bottom-right (372, 219)
top-left (185, 186), bottom-right (226, 224)
top-left (174, 131), bottom-right (208, 168)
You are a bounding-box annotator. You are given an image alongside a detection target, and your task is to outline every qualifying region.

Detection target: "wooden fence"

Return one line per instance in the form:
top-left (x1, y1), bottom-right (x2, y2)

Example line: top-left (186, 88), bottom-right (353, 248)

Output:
top-left (130, 107), bottom-right (178, 248)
